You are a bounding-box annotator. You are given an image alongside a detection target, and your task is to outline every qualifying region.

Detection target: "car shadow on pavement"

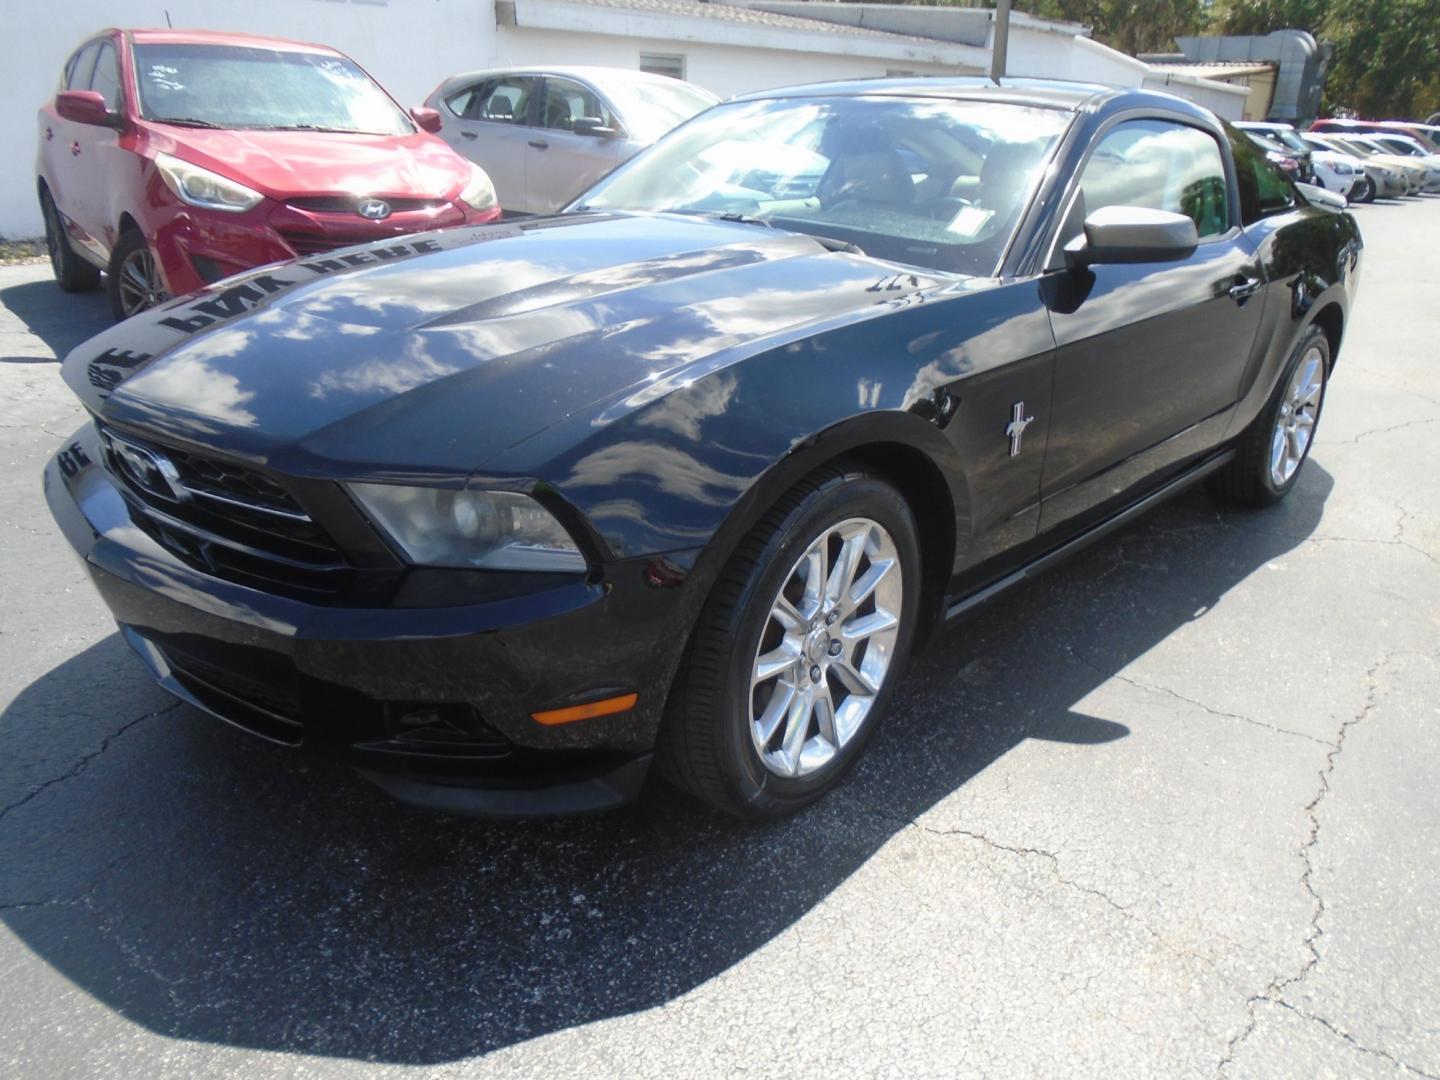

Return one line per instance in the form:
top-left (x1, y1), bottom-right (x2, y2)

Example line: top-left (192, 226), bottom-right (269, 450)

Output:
top-left (0, 278), bottom-right (110, 363)
top-left (0, 465), bottom-right (1331, 1064)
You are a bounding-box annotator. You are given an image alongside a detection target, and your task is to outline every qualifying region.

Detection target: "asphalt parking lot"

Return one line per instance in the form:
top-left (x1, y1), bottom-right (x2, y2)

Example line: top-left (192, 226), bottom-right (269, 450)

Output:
top-left (2, 195), bottom-right (1438, 1079)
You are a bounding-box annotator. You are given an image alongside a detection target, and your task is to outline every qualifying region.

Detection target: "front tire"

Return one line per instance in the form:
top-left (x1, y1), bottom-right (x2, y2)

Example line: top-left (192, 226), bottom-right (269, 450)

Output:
top-left (1358, 176), bottom-right (1376, 203)
top-left (41, 189), bottom-right (100, 293)
top-left (1210, 325), bottom-right (1329, 508)
top-left (107, 228), bottom-right (168, 321)
top-left (658, 465), bottom-right (921, 818)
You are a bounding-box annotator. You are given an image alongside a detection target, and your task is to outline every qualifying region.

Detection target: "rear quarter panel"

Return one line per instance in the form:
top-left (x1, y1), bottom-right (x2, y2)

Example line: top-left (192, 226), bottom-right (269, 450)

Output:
top-left (1225, 202), bottom-right (1361, 440)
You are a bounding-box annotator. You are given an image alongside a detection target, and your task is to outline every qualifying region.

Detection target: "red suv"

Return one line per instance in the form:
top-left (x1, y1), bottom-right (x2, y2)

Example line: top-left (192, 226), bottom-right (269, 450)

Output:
top-left (38, 29), bottom-right (502, 319)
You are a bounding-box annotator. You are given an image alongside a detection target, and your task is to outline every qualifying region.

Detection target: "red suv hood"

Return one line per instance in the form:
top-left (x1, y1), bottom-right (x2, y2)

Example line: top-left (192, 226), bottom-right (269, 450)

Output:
top-left (142, 126), bottom-right (471, 200)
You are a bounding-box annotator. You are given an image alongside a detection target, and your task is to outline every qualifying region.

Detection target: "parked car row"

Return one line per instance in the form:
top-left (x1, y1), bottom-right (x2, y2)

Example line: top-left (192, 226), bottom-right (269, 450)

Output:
top-left (1234, 116), bottom-right (1440, 206)
top-left (37, 29), bottom-right (716, 321)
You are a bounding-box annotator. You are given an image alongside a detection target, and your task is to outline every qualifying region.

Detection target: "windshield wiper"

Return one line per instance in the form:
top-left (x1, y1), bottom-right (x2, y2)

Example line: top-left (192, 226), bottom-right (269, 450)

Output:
top-left (151, 116), bottom-right (225, 128)
top-left (252, 123), bottom-right (376, 134)
top-left (663, 209), bottom-right (775, 229)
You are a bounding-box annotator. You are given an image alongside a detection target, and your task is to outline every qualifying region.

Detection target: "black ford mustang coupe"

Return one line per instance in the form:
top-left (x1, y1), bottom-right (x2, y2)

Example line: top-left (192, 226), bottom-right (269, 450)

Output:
top-left (45, 80), bottom-right (1361, 818)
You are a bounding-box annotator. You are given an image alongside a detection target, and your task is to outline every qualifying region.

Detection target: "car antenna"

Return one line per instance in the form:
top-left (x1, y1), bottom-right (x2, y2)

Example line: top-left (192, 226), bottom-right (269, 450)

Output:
top-left (165, 9), bottom-right (173, 27)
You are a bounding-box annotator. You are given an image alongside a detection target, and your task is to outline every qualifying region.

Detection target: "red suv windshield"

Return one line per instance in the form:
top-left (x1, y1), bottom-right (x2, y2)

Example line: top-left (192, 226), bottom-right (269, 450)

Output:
top-left (132, 43), bottom-right (413, 135)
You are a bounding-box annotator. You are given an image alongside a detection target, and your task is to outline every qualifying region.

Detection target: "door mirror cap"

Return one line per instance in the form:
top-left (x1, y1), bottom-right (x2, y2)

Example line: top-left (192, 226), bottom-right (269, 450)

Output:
top-left (572, 116), bottom-right (619, 139)
top-left (410, 106), bottom-right (443, 134)
top-left (56, 90), bottom-right (119, 128)
top-left (1065, 205), bottom-right (1200, 268)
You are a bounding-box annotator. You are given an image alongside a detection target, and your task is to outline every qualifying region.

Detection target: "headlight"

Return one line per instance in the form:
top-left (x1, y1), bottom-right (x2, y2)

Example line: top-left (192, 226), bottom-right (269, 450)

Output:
top-left (155, 152), bottom-right (263, 213)
top-left (348, 483), bottom-right (585, 572)
top-left (457, 163), bottom-right (498, 212)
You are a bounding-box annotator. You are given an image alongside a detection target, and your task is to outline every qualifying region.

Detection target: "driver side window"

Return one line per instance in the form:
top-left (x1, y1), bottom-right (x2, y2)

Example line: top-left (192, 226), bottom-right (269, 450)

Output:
top-left (540, 79), bottom-right (617, 133)
top-left (1078, 119), bottom-right (1230, 239)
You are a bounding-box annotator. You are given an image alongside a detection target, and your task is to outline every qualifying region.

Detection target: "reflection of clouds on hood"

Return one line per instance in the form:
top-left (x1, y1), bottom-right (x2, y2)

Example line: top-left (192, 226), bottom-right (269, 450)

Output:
top-left (122, 328), bottom-right (258, 428)
top-left (289, 260), bottom-right (570, 329)
top-left (258, 310), bottom-right (380, 341)
top-left (309, 335), bottom-right (461, 400)
top-left (635, 373), bottom-right (738, 440)
top-left (564, 441), bottom-right (748, 506)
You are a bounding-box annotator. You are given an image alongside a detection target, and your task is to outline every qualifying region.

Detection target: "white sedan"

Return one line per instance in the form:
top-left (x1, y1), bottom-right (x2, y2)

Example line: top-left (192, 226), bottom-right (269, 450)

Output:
top-left (1309, 149), bottom-right (1369, 201)
top-left (425, 66), bottom-right (718, 215)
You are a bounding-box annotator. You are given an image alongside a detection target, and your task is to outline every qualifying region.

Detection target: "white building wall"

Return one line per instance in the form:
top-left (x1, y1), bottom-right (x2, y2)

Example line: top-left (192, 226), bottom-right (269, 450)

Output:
top-left (3, 0), bottom-right (498, 237)
top-left (495, 27), bottom-right (971, 100)
top-left (1141, 73), bottom-right (1250, 120)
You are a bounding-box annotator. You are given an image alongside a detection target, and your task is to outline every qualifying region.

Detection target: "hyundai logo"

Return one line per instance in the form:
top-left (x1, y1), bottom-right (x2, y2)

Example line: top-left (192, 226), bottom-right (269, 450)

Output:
top-left (357, 197), bottom-right (392, 221)
top-left (109, 436), bottom-right (187, 502)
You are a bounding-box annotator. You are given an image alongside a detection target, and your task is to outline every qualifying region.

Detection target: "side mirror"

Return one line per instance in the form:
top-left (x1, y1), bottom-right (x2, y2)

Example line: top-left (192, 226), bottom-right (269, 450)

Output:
top-left (410, 106), bottom-right (442, 134)
top-left (56, 90), bottom-right (118, 128)
top-left (572, 116), bottom-right (618, 139)
top-left (1065, 205), bottom-right (1199, 268)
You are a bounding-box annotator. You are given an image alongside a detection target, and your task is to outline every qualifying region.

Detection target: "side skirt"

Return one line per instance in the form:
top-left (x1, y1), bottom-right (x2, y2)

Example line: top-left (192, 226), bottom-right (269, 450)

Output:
top-left (942, 447), bottom-right (1235, 624)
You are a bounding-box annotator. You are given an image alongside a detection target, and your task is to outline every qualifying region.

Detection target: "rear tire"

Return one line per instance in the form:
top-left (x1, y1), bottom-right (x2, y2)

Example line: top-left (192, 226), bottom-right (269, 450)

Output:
top-left (1210, 324), bottom-right (1330, 508)
top-left (657, 464), bottom-right (921, 818)
top-left (41, 189), bottom-right (100, 293)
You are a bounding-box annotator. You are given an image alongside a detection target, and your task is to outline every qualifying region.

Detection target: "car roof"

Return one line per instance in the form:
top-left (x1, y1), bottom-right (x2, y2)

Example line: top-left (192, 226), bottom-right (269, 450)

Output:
top-left (123, 28), bottom-right (343, 55)
top-left (729, 76), bottom-right (1115, 111)
top-left (438, 65), bottom-right (715, 93)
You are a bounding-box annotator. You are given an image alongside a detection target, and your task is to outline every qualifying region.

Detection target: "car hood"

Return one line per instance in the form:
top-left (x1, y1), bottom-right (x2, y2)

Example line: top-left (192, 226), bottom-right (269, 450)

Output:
top-left (141, 125), bottom-right (472, 199)
top-left (64, 214), bottom-right (942, 476)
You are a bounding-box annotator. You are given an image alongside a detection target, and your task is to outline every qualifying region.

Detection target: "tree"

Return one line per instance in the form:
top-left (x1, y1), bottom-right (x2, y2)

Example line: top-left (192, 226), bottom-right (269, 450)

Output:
top-left (1018, 1), bottom-right (1208, 54)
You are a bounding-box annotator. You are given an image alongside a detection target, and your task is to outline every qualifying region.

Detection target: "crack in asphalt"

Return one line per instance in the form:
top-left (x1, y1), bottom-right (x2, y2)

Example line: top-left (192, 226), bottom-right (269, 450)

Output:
top-left (1328, 415), bottom-right (1440, 446)
top-left (860, 800), bottom-right (1251, 981)
top-left (1062, 642), bottom-right (1332, 747)
top-left (0, 701), bottom-right (182, 826)
top-left (1216, 655), bottom-right (1391, 1076)
top-left (1394, 501), bottom-right (1440, 568)
top-left (1273, 1001), bottom-right (1440, 1079)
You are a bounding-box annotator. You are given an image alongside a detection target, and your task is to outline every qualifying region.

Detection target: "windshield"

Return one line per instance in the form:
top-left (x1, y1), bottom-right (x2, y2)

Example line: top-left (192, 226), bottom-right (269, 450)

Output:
top-left (1268, 128), bottom-right (1311, 154)
top-left (1375, 135), bottom-right (1427, 156)
top-left (133, 43), bottom-right (413, 134)
top-left (1330, 137), bottom-right (1379, 158)
top-left (603, 77), bottom-right (718, 143)
top-left (575, 95), bottom-right (1071, 277)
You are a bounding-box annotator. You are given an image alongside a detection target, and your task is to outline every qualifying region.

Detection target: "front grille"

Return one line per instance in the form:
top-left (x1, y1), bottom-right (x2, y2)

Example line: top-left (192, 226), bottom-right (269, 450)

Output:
top-left (97, 422), bottom-right (350, 599)
top-left (285, 196), bottom-right (449, 215)
top-left (277, 229), bottom-right (387, 257)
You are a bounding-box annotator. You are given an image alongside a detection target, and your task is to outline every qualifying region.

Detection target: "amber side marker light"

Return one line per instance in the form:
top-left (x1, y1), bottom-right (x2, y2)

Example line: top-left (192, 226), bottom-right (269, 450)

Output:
top-left (531, 692), bottom-right (639, 726)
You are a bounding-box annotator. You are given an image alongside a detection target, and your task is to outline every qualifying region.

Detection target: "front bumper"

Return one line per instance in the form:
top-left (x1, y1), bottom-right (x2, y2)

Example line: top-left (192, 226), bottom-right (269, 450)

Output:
top-left (147, 189), bottom-right (502, 297)
top-left (43, 424), bottom-right (702, 816)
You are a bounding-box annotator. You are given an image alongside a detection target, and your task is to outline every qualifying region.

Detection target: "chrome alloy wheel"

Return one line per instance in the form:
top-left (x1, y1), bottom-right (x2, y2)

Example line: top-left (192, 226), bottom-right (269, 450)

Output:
top-left (749, 517), bottom-right (903, 778)
top-left (116, 245), bottom-right (168, 316)
top-left (1271, 344), bottom-right (1325, 487)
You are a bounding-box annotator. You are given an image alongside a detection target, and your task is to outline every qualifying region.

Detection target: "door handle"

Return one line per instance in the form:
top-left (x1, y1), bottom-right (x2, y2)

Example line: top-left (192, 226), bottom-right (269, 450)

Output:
top-left (70, 141), bottom-right (82, 157)
top-left (460, 130), bottom-right (477, 139)
top-left (528, 139), bottom-right (548, 150)
top-left (1228, 276), bottom-right (1261, 303)
top-left (45, 127), bottom-right (53, 141)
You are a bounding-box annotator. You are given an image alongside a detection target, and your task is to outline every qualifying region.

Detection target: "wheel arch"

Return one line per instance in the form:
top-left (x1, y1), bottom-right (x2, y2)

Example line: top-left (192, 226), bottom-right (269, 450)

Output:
top-left (1309, 301), bottom-right (1344, 369)
top-left (678, 411), bottom-right (965, 657)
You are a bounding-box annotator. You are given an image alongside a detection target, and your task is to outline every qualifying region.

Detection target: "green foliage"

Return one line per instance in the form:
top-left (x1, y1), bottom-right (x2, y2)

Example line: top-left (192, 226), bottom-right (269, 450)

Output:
top-left (1019, 1), bottom-right (1208, 54)
top-left (1015, 0), bottom-right (1440, 118)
